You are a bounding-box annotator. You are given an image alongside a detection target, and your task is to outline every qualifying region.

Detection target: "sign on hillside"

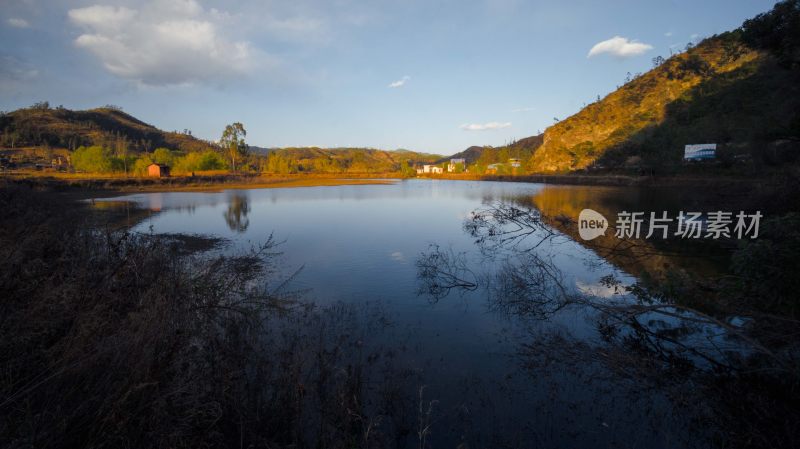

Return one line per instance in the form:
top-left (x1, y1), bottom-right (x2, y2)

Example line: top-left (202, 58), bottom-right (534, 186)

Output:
top-left (684, 144), bottom-right (716, 161)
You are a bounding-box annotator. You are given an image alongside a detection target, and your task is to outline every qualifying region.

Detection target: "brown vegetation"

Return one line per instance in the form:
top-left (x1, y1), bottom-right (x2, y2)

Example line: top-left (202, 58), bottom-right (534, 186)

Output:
top-left (0, 184), bottom-right (423, 448)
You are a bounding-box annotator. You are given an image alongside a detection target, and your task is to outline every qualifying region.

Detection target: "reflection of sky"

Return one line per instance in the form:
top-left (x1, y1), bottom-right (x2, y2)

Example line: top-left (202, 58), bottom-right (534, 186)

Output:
top-left (99, 180), bottom-right (632, 306)
top-left (97, 180), bottom-right (638, 371)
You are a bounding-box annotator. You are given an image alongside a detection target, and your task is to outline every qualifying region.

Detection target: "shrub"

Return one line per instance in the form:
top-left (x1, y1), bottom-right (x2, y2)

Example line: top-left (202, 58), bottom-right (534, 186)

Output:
top-left (152, 147), bottom-right (174, 166)
top-left (174, 150), bottom-right (227, 173)
top-left (133, 155), bottom-right (154, 175)
top-left (72, 145), bottom-right (112, 173)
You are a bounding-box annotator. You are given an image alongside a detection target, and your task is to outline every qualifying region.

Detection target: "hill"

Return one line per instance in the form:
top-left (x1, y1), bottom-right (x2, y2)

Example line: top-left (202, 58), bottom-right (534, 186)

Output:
top-left (262, 147), bottom-right (441, 174)
top-left (487, 0), bottom-right (800, 174)
top-left (442, 134), bottom-right (544, 168)
top-left (0, 105), bottom-right (217, 154)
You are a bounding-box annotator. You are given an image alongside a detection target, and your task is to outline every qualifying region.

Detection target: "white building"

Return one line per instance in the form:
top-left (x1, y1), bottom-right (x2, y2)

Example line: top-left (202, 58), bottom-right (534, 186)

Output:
top-left (417, 164), bottom-right (443, 175)
top-left (486, 163), bottom-right (502, 174)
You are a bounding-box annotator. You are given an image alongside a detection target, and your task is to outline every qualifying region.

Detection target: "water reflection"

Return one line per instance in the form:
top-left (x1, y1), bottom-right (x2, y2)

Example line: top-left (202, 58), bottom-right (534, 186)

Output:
top-left (417, 198), bottom-right (788, 447)
top-left (419, 200), bottom-right (758, 369)
top-left (224, 192), bottom-right (250, 233)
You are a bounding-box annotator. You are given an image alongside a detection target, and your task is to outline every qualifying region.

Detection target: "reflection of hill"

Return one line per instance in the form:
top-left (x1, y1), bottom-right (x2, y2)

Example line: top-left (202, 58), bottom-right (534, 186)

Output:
top-left (87, 199), bottom-right (160, 230)
top-left (521, 185), bottom-right (731, 278)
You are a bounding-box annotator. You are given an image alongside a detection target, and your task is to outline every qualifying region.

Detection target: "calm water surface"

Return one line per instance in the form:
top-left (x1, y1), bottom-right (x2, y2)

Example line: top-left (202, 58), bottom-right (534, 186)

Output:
top-left (97, 180), bottom-right (724, 448)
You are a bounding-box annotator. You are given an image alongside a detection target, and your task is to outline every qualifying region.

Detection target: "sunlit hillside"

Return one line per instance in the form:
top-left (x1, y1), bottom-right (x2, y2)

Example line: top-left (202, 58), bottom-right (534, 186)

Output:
top-left (0, 105), bottom-right (217, 154)
top-left (465, 4), bottom-right (800, 175)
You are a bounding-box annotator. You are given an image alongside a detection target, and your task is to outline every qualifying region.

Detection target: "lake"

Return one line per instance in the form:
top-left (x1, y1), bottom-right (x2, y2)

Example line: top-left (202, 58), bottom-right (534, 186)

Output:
top-left (95, 179), bottom-right (737, 448)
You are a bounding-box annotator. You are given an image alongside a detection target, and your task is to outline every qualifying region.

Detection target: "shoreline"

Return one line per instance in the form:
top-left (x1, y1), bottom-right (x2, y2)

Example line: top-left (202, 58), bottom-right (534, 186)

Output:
top-left (0, 173), bottom-right (401, 198)
top-left (1, 170), bottom-right (790, 196)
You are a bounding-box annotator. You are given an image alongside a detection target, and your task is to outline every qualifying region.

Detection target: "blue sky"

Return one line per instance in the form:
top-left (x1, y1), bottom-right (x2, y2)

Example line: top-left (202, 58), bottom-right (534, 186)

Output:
top-left (0, 0), bottom-right (778, 154)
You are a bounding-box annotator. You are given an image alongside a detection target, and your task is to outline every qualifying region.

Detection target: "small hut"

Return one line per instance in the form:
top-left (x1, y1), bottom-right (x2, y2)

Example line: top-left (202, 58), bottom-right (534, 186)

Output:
top-left (147, 163), bottom-right (170, 177)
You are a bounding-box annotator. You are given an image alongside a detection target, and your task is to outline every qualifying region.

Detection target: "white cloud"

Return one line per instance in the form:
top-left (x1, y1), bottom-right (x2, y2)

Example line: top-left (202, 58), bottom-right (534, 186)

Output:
top-left (460, 122), bottom-right (511, 131)
top-left (575, 280), bottom-right (625, 298)
top-left (7, 18), bottom-right (31, 28)
top-left (664, 31), bottom-right (673, 37)
top-left (587, 36), bottom-right (653, 58)
top-left (67, 1), bottom-right (269, 86)
top-left (512, 106), bottom-right (534, 112)
top-left (388, 75), bottom-right (410, 88)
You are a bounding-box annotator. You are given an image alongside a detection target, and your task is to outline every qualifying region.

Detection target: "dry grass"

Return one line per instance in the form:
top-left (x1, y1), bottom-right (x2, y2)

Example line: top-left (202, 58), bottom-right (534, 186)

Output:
top-left (0, 183), bottom-right (422, 449)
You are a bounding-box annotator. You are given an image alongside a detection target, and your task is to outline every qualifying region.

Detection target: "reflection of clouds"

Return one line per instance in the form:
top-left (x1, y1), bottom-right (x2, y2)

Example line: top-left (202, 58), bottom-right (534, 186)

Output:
top-left (390, 251), bottom-right (405, 263)
top-left (575, 279), bottom-right (624, 298)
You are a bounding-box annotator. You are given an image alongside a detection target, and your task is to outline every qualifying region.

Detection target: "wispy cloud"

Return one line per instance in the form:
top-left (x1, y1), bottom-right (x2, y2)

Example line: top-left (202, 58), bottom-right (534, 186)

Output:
top-left (511, 106), bottom-right (534, 112)
top-left (388, 75), bottom-right (410, 88)
top-left (664, 31), bottom-right (673, 37)
top-left (460, 122), bottom-right (511, 131)
top-left (7, 18), bottom-right (30, 28)
top-left (587, 36), bottom-right (653, 58)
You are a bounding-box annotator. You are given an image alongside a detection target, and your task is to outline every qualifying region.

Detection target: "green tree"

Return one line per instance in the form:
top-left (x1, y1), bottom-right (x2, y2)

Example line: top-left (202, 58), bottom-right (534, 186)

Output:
top-left (114, 134), bottom-right (129, 175)
top-left (198, 150), bottom-right (226, 170)
top-left (742, 0), bottom-right (800, 68)
top-left (72, 146), bottom-right (112, 173)
top-left (152, 148), bottom-right (174, 166)
top-left (174, 150), bottom-right (227, 173)
top-left (399, 160), bottom-right (416, 178)
top-left (133, 155), bottom-right (154, 175)
top-left (220, 123), bottom-right (247, 172)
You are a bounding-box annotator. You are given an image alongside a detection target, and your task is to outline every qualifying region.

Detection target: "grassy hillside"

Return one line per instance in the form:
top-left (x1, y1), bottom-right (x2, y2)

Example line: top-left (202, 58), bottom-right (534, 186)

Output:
top-left (528, 32), bottom-right (763, 172)
top-left (482, 0), bottom-right (800, 175)
top-left (443, 134), bottom-right (544, 166)
top-left (0, 105), bottom-right (217, 154)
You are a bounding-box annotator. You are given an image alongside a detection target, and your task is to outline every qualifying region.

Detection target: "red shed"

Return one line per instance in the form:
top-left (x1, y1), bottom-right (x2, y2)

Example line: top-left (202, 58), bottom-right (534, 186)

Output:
top-left (147, 163), bottom-right (170, 177)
